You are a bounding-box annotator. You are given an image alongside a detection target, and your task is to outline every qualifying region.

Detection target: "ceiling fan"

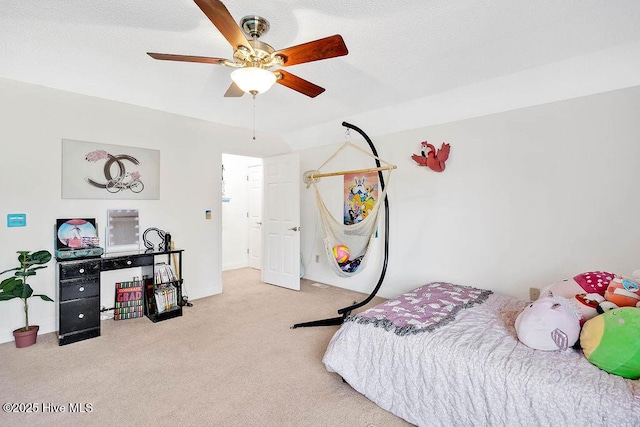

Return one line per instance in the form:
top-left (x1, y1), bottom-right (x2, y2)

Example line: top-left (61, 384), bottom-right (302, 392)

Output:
top-left (147, 0), bottom-right (349, 98)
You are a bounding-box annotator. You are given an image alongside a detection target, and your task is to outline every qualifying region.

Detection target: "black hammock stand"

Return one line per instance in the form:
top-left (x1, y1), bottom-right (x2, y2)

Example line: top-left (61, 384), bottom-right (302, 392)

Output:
top-left (291, 121), bottom-right (390, 329)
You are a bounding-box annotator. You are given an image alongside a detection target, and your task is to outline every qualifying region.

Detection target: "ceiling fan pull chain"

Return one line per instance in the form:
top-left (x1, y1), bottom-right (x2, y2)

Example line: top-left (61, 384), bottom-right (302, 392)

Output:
top-left (253, 94), bottom-right (256, 141)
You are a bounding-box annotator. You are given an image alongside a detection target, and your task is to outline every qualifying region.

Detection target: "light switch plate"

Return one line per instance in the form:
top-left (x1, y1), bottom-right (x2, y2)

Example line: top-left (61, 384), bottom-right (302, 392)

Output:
top-left (529, 287), bottom-right (540, 301)
top-left (7, 213), bottom-right (26, 227)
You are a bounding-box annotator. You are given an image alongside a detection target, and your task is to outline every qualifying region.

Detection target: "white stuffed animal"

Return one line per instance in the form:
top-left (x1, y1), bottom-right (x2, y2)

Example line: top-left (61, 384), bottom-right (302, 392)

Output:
top-left (515, 296), bottom-right (582, 351)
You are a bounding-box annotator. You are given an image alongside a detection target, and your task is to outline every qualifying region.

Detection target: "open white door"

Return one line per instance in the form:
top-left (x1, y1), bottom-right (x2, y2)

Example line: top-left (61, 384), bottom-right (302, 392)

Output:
top-left (262, 153), bottom-right (300, 290)
top-left (248, 164), bottom-right (262, 270)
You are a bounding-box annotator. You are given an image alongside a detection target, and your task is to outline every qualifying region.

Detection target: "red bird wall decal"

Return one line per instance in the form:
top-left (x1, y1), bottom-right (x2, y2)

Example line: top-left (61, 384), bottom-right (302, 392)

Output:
top-left (411, 142), bottom-right (451, 172)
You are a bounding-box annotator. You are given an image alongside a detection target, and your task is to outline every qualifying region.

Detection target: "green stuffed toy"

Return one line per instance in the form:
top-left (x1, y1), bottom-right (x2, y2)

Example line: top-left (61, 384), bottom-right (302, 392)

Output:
top-left (580, 307), bottom-right (640, 379)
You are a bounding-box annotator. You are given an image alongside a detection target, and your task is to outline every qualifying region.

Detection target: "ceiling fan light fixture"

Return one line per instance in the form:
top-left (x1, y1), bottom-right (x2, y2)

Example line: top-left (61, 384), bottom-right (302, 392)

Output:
top-left (231, 67), bottom-right (277, 95)
top-left (148, 1), bottom-right (348, 98)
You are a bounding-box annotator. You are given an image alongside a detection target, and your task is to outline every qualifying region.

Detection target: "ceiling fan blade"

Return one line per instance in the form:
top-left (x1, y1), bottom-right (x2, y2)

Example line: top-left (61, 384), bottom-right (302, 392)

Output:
top-left (275, 70), bottom-right (325, 98)
top-left (147, 52), bottom-right (226, 64)
top-left (194, 0), bottom-right (254, 54)
top-left (274, 35), bottom-right (348, 66)
top-left (224, 82), bottom-right (244, 97)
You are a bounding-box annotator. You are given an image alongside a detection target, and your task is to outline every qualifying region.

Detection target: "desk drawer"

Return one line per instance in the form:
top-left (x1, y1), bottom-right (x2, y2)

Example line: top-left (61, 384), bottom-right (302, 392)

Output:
top-left (59, 259), bottom-right (101, 280)
top-left (60, 296), bottom-right (100, 333)
top-left (60, 278), bottom-right (100, 301)
top-left (101, 255), bottom-right (154, 271)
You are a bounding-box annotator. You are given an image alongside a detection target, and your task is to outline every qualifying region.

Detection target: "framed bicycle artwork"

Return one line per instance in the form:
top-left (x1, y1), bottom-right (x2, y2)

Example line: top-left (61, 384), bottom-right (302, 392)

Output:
top-left (61, 139), bottom-right (160, 199)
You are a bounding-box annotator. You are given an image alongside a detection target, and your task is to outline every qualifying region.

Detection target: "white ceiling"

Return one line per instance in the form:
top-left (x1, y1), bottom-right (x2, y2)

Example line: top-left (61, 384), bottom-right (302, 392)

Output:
top-left (2, 1), bottom-right (640, 150)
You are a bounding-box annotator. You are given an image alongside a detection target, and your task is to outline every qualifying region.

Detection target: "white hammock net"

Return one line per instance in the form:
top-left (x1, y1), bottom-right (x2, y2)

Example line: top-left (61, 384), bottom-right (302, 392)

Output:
top-left (307, 141), bottom-right (393, 277)
top-left (313, 180), bottom-right (389, 277)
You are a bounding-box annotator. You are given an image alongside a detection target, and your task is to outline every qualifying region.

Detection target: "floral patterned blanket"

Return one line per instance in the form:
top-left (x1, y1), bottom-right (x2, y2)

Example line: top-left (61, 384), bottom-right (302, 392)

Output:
top-left (347, 282), bottom-right (492, 335)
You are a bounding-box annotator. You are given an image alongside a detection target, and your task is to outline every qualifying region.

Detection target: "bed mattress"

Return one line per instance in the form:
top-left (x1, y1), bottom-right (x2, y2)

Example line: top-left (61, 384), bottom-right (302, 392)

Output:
top-left (323, 282), bottom-right (640, 426)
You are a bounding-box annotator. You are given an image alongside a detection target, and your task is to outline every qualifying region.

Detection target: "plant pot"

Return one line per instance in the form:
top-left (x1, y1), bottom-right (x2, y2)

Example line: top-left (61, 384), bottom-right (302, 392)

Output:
top-left (13, 325), bottom-right (39, 348)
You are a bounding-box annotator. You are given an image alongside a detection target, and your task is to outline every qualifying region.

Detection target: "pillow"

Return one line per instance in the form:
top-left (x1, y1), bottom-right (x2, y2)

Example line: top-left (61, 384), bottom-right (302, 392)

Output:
top-left (580, 307), bottom-right (640, 379)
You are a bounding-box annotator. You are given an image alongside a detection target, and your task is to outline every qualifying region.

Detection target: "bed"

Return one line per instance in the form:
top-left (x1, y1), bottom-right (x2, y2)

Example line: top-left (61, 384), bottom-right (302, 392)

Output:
top-left (323, 282), bottom-right (640, 426)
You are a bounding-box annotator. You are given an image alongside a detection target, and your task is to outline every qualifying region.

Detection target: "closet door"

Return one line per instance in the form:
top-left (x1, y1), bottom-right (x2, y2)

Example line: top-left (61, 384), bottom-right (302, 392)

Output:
top-left (262, 153), bottom-right (300, 291)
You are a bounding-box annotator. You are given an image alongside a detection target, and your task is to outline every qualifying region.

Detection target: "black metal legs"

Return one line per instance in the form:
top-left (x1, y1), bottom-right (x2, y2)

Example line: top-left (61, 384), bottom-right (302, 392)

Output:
top-left (291, 315), bottom-right (345, 329)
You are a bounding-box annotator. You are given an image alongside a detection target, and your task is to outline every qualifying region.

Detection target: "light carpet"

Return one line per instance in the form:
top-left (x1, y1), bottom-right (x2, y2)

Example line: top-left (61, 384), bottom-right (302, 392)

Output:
top-left (0, 268), bottom-right (409, 426)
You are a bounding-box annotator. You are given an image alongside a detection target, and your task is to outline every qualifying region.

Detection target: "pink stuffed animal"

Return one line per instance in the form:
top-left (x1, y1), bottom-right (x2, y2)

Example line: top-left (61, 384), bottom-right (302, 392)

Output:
top-left (540, 271), bottom-right (612, 299)
top-left (540, 271), bottom-right (614, 324)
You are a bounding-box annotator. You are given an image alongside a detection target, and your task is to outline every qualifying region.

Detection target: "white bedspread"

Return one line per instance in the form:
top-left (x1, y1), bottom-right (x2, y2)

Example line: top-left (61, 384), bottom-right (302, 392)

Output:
top-left (323, 290), bottom-right (640, 426)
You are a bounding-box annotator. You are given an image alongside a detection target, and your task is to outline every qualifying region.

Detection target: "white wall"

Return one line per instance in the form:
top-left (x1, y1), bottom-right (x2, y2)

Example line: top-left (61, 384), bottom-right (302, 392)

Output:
top-left (4, 76), bottom-right (639, 343)
top-left (0, 77), bottom-right (289, 343)
top-left (299, 86), bottom-right (640, 300)
top-left (221, 154), bottom-right (261, 270)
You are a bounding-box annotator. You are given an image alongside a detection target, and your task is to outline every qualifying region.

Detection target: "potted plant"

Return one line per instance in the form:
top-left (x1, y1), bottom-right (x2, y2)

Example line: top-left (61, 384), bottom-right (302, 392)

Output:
top-left (0, 250), bottom-right (53, 348)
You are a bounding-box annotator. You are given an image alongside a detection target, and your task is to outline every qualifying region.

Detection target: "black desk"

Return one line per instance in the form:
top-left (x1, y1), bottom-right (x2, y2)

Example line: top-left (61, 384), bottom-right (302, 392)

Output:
top-left (56, 249), bottom-right (184, 346)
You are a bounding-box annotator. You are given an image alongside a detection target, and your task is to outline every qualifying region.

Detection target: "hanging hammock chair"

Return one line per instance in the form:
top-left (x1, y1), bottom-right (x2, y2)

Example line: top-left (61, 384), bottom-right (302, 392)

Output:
top-left (304, 140), bottom-right (395, 277)
top-left (292, 121), bottom-right (393, 329)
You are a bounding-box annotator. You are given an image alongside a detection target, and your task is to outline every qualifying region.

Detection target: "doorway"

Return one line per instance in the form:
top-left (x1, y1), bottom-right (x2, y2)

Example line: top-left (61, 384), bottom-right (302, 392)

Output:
top-left (221, 153), bottom-right (263, 271)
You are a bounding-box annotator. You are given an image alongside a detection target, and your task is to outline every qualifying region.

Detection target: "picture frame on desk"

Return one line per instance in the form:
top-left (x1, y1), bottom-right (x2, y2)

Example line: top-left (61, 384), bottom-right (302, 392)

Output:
top-left (55, 218), bottom-right (104, 260)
